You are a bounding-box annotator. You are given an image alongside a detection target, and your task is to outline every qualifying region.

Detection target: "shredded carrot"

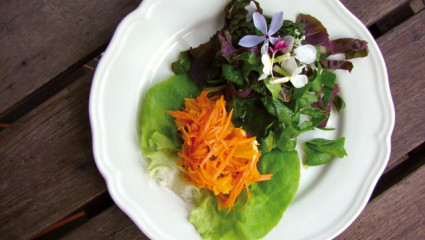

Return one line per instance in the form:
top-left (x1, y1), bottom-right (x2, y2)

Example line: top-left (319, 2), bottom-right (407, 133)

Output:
top-left (168, 90), bottom-right (272, 212)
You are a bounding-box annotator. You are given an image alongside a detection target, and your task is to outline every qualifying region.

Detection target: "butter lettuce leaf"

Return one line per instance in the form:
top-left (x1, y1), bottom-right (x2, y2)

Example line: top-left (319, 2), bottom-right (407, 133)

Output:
top-left (140, 74), bottom-right (201, 150)
top-left (190, 150), bottom-right (300, 240)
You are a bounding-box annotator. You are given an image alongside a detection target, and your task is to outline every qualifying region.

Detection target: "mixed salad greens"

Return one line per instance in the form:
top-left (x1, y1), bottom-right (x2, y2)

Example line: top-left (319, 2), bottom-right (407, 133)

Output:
top-left (140, 0), bottom-right (368, 239)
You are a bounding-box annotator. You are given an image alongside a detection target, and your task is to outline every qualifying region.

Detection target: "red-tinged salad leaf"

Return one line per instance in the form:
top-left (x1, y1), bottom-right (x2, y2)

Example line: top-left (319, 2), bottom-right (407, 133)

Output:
top-left (296, 14), bottom-right (368, 61)
top-left (218, 31), bottom-right (239, 63)
top-left (225, 82), bottom-right (253, 99)
top-left (330, 38), bottom-right (369, 59)
top-left (296, 14), bottom-right (330, 47)
top-left (320, 59), bottom-right (354, 72)
top-left (317, 85), bottom-right (340, 128)
top-left (309, 70), bottom-right (340, 128)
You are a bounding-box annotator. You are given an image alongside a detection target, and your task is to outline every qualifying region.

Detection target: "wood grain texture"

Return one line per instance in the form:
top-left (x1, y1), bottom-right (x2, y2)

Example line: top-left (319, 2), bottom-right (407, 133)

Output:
top-left (0, 73), bottom-right (106, 240)
top-left (378, 10), bottom-right (425, 171)
top-left (336, 164), bottom-right (425, 239)
top-left (340, 0), bottom-right (410, 26)
top-left (0, 0), bottom-right (141, 115)
top-left (61, 206), bottom-right (148, 240)
top-left (0, 0), bottom-right (412, 117)
top-left (0, 0), bottom-right (423, 239)
top-left (410, 0), bottom-right (425, 13)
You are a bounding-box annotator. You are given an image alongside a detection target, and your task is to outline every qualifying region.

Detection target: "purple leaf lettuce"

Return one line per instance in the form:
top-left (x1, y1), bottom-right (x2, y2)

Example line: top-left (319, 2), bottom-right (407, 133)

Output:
top-left (320, 59), bottom-right (354, 72)
top-left (296, 14), bottom-right (330, 47)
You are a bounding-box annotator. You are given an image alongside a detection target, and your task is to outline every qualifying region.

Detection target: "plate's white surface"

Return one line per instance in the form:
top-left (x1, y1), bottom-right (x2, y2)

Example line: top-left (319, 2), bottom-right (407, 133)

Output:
top-left (89, 0), bottom-right (395, 239)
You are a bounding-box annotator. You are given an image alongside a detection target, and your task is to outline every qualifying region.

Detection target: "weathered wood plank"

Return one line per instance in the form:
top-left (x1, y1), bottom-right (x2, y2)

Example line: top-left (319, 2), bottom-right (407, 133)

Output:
top-left (61, 206), bottom-right (148, 240)
top-left (340, 0), bottom-right (410, 26)
top-left (0, 0), bottom-right (413, 118)
top-left (336, 164), bottom-right (425, 239)
top-left (0, 1), bottom-right (423, 239)
top-left (378, 10), bottom-right (425, 171)
top-left (410, 0), bottom-right (425, 13)
top-left (0, 71), bottom-right (106, 239)
top-left (0, 0), bottom-right (141, 115)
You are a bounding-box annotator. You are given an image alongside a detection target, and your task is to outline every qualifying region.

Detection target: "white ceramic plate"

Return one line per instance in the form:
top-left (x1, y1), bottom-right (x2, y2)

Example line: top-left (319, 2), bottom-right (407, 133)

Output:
top-left (89, 0), bottom-right (395, 239)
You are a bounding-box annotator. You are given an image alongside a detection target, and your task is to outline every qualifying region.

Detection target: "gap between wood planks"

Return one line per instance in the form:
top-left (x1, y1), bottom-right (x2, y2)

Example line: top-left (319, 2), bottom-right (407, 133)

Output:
top-left (1, 1), bottom-right (424, 130)
top-left (10, 0), bottom-right (424, 238)
top-left (368, 0), bottom-right (424, 38)
top-left (31, 140), bottom-right (425, 240)
top-left (0, 44), bottom-right (106, 130)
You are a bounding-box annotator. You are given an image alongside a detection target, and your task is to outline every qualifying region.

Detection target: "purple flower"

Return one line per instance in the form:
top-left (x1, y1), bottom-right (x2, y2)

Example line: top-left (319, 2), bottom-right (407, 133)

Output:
top-left (238, 11), bottom-right (284, 52)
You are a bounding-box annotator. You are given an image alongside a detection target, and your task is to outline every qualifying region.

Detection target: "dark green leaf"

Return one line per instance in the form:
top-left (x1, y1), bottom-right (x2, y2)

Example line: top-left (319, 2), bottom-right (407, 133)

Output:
top-left (303, 145), bottom-right (333, 166)
top-left (264, 78), bottom-right (282, 98)
top-left (172, 51), bottom-right (192, 75)
top-left (333, 95), bottom-right (346, 113)
top-left (306, 137), bottom-right (347, 157)
top-left (321, 70), bottom-right (336, 88)
top-left (222, 64), bottom-right (244, 85)
top-left (273, 98), bottom-right (296, 126)
top-left (297, 92), bottom-right (319, 109)
top-left (303, 137), bottom-right (347, 166)
top-left (309, 70), bottom-right (322, 92)
top-left (322, 86), bottom-right (333, 111)
top-left (189, 34), bottom-right (221, 83)
top-left (275, 127), bottom-right (298, 151)
top-left (231, 96), bottom-right (275, 139)
top-left (260, 130), bottom-right (276, 153)
top-left (292, 81), bottom-right (310, 100)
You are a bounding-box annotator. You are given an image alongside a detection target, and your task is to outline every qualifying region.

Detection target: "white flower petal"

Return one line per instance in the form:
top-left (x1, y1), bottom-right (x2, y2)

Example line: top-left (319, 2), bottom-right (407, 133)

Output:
top-left (245, 1), bottom-right (257, 21)
top-left (270, 77), bottom-right (290, 84)
top-left (261, 43), bottom-right (268, 55)
top-left (290, 75), bottom-right (308, 88)
top-left (280, 57), bottom-right (298, 74)
top-left (258, 73), bottom-right (268, 81)
top-left (261, 54), bottom-right (272, 74)
top-left (292, 66), bottom-right (305, 76)
top-left (294, 44), bottom-right (317, 64)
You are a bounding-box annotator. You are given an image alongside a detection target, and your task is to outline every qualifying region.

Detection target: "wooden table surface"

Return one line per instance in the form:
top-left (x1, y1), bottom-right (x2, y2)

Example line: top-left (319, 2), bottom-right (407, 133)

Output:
top-left (1, 0), bottom-right (424, 239)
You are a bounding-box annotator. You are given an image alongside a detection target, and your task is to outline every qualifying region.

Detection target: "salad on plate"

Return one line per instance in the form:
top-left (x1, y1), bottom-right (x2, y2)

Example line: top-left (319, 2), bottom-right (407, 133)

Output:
top-left (139, 0), bottom-right (368, 239)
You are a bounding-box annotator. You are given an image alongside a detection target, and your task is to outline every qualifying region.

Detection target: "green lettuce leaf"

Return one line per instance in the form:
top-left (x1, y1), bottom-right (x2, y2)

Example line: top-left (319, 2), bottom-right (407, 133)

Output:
top-left (140, 74), bottom-right (201, 150)
top-left (190, 150), bottom-right (300, 240)
top-left (172, 51), bottom-right (192, 75)
top-left (303, 137), bottom-right (347, 166)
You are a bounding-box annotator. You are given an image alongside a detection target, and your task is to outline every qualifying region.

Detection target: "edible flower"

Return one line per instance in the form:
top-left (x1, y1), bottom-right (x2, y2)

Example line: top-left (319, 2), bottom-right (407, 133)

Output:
top-left (270, 36), bottom-right (289, 54)
top-left (294, 44), bottom-right (317, 64)
top-left (238, 11), bottom-right (284, 53)
top-left (259, 53), bottom-right (273, 80)
top-left (270, 57), bottom-right (308, 88)
top-left (244, 1), bottom-right (257, 21)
